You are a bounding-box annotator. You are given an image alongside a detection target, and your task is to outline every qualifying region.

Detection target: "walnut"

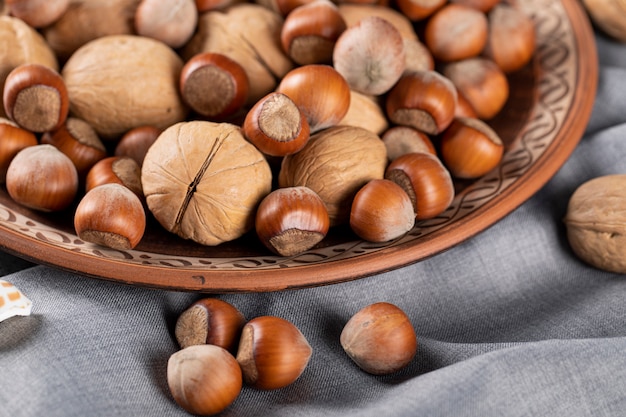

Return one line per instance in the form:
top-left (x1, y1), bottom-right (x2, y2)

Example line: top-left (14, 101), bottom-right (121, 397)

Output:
top-left (0, 16), bottom-right (58, 117)
top-left (62, 35), bottom-right (188, 140)
top-left (42, 0), bottom-right (141, 62)
top-left (141, 121), bottom-right (272, 246)
top-left (278, 125), bottom-right (387, 226)
top-left (564, 174), bottom-right (626, 273)
top-left (182, 3), bottom-right (293, 106)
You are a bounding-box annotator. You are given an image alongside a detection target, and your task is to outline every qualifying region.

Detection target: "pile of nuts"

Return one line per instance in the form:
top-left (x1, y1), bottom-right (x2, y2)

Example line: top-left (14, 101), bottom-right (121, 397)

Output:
top-left (169, 298), bottom-right (416, 415)
top-left (0, 0), bottom-right (536, 257)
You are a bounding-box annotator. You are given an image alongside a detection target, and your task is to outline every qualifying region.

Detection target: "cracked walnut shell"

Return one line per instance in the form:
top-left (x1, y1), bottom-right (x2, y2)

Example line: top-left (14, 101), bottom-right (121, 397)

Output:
top-left (141, 121), bottom-right (272, 246)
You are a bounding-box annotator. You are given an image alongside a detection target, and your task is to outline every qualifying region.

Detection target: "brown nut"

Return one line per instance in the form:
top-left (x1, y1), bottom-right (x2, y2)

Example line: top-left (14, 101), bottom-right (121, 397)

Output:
top-left (255, 186), bottom-right (330, 256)
top-left (332, 16), bottom-right (405, 96)
top-left (381, 125), bottom-right (436, 161)
top-left (141, 121), bottom-right (272, 246)
top-left (449, 0), bottom-right (500, 12)
top-left (3, 63), bottom-right (69, 133)
top-left (85, 156), bottom-right (144, 198)
top-left (350, 179), bottom-right (415, 242)
top-left (281, 0), bottom-right (347, 65)
top-left (339, 90), bottom-right (389, 135)
top-left (440, 117), bottom-right (504, 179)
top-left (386, 70), bottom-right (457, 135)
top-left (385, 152), bottom-right (455, 220)
top-left (6, 144), bottom-right (78, 212)
top-left (424, 3), bottom-right (488, 62)
top-left (5, 0), bottom-right (70, 28)
top-left (41, 117), bottom-right (108, 180)
top-left (243, 92), bottom-right (310, 157)
top-left (74, 183), bottom-right (146, 250)
top-left (0, 118), bottom-right (38, 183)
top-left (175, 298), bottom-right (246, 353)
top-left (114, 126), bottom-right (162, 167)
top-left (0, 16), bottom-right (59, 118)
top-left (180, 52), bottom-right (249, 120)
top-left (276, 64), bottom-right (351, 133)
top-left (340, 302), bottom-right (417, 375)
top-left (62, 35), bottom-right (188, 140)
top-left (443, 57), bottom-right (509, 120)
top-left (279, 125), bottom-right (388, 226)
top-left (564, 174), bottom-right (626, 273)
top-left (236, 316), bottom-right (312, 390)
top-left (168, 344), bottom-right (242, 416)
top-left (483, 3), bottom-right (536, 73)
top-left (135, 0), bottom-right (198, 49)
top-left (395, 0), bottom-right (447, 21)
top-left (337, 3), bottom-right (419, 40)
top-left (581, 0), bottom-right (626, 43)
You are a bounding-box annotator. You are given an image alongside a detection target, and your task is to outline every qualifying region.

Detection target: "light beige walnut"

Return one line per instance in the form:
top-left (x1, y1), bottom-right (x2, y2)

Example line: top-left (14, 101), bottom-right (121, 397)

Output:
top-left (182, 3), bottom-right (293, 106)
top-left (279, 125), bottom-right (387, 226)
top-left (42, 0), bottom-right (141, 61)
top-left (142, 121), bottom-right (272, 246)
top-left (564, 174), bottom-right (626, 273)
top-left (0, 16), bottom-right (58, 117)
top-left (339, 90), bottom-right (388, 135)
top-left (62, 35), bottom-right (188, 140)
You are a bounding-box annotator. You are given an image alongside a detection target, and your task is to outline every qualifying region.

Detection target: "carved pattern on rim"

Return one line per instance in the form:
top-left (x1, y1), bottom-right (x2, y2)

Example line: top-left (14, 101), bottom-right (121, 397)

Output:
top-left (0, 0), bottom-right (576, 271)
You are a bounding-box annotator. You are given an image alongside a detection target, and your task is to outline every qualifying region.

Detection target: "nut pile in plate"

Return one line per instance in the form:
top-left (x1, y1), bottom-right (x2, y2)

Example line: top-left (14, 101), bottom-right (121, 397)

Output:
top-left (0, 0), bottom-right (536, 257)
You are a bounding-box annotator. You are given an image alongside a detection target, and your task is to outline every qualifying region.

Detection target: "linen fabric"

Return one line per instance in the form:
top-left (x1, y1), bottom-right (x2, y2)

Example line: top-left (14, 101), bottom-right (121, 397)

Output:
top-left (1, 31), bottom-right (626, 417)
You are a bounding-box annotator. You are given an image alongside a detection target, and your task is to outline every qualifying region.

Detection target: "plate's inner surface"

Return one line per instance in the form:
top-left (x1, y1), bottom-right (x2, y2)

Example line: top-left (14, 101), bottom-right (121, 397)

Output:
top-left (0, 0), bottom-right (588, 286)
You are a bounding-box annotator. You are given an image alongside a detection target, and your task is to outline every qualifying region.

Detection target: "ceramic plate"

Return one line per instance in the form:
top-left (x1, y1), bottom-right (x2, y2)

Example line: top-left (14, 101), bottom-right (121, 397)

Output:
top-left (0, 0), bottom-right (598, 292)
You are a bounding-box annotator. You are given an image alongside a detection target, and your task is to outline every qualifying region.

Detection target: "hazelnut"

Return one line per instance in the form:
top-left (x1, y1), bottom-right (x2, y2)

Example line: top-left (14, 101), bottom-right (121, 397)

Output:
top-left (276, 64), bottom-right (351, 133)
top-left (6, 144), bottom-right (78, 212)
top-left (114, 126), bottom-right (162, 167)
top-left (168, 344), bottom-right (242, 416)
top-left (255, 186), bottom-right (330, 256)
top-left (0, 16), bottom-right (58, 118)
top-left (385, 152), bottom-right (455, 220)
top-left (41, 117), bottom-right (107, 180)
top-left (175, 298), bottom-right (246, 353)
top-left (279, 125), bottom-right (388, 226)
top-left (3, 63), bottom-right (69, 133)
top-left (141, 121), bottom-right (272, 246)
top-left (85, 156), bottom-right (144, 198)
top-left (62, 35), bottom-right (188, 140)
top-left (564, 174), bottom-right (626, 273)
top-left (449, 0), bottom-right (500, 12)
top-left (256, 0), bottom-right (315, 15)
top-left (339, 90), bottom-right (389, 135)
top-left (281, 0), bottom-right (347, 65)
top-left (381, 125), bottom-right (436, 161)
top-left (483, 3), bottom-right (536, 73)
top-left (5, 0), bottom-right (70, 28)
top-left (443, 57), bottom-right (509, 120)
top-left (350, 179), bottom-right (415, 242)
top-left (74, 183), bottom-right (146, 250)
top-left (394, 0), bottom-right (447, 21)
top-left (180, 52), bottom-right (249, 120)
top-left (440, 117), bottom-right (504, 179)
top-left (385, 70), bottom-right (457, 135)
top-left (134, 0), bottom-right (198, 49)
top-left (332, 16), bottom-right (405, 96)
top-left (242, 92), bottom-right (310, 157)
top-left (424, 3), bottom-right (488, 62)
top-left (0, 118), bottom-right (38, 183)
top-left (340, 302), bottom-right (417, 375)
top-left (337, 3), bottom-right (419, 40)
top-left (41, 0), bottom-right (139, 61)
top-left (236, 316), bottom-right (312, 390)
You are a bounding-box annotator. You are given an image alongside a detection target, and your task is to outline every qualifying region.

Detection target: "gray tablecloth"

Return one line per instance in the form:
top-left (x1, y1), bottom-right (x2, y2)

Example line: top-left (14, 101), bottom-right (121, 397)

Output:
top-left (2, 29), bottom-right (626, 417)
